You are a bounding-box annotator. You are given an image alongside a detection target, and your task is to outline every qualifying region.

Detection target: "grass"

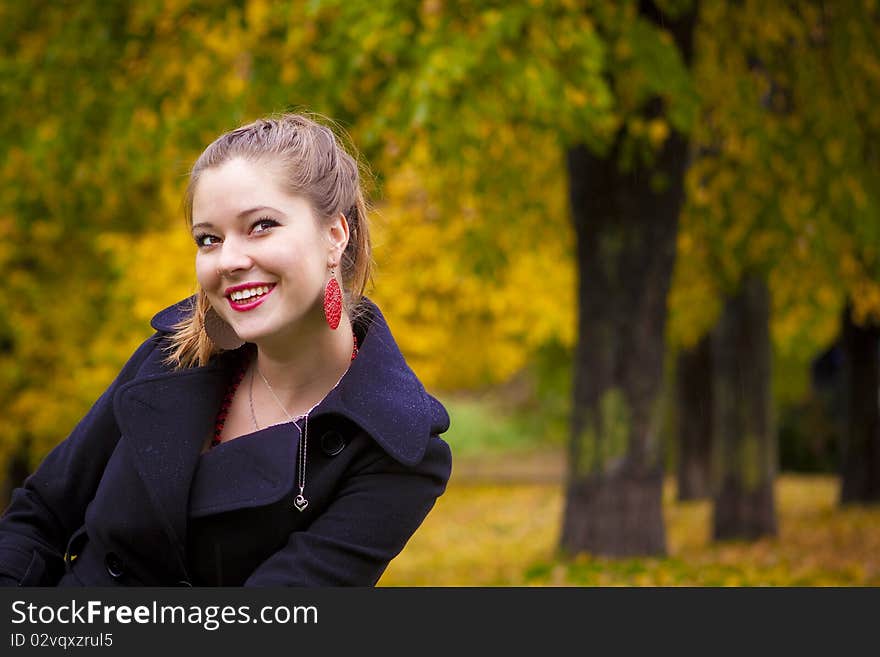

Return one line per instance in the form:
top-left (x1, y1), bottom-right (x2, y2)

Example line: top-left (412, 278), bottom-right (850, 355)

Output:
top-left (378, 394), bottom-right (879, 586)
top-left (435, 396), bottom-right (556, 457)
top-left (378, 465), bottom-right (880, 586)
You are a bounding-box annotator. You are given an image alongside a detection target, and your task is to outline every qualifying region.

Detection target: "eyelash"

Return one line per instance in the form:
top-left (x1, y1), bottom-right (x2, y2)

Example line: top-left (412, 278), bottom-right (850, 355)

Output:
top-left (193, 217), bottom-right (279, 248)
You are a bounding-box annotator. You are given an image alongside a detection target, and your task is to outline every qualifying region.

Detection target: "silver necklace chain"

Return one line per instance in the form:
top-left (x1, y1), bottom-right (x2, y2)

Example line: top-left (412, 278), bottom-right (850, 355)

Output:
top-left (253, 363), bottom-right (311, 512)
top-left (248, 366), bottom-right (260, 431)
top-left (247, 337), bottom-right (357, 513)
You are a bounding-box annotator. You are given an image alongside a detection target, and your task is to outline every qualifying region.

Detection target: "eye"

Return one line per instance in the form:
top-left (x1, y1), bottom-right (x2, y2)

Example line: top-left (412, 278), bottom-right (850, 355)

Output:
top-left (194, 233), bottom-right (221, 248)
top-left (251, 217), bottom-right (279, 234)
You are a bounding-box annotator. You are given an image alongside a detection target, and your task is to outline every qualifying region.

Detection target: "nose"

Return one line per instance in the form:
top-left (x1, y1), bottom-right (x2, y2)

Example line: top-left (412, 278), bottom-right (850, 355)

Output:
top-left (216, 236), bottom-right (253, 278)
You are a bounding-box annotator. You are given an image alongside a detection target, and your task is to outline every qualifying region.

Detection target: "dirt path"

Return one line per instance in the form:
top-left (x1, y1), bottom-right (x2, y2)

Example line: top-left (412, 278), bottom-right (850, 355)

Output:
top-left (450, 448), bottom-right (566, 484)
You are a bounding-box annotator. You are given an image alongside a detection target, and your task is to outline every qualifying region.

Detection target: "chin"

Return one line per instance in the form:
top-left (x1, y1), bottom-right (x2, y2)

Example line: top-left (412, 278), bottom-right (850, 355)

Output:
top-left (228, 325), bottom-right (270, 344)
top-left (231, 320), bottom-right (292, 345)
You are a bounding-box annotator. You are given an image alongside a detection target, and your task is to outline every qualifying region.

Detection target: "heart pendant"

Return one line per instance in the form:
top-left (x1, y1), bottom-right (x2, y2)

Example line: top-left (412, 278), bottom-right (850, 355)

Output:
top-left (294, 495), bottom-right (309, 512)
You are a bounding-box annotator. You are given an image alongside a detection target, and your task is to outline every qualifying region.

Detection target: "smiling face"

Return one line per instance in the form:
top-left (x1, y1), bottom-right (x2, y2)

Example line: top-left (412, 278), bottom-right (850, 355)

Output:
top-left (192, 157), bottom-right (347, 350)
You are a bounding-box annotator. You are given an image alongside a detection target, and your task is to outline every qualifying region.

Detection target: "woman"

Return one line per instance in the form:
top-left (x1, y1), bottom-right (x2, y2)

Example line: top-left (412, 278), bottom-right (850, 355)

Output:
top-left (0, 113), bottom-right (452, 586)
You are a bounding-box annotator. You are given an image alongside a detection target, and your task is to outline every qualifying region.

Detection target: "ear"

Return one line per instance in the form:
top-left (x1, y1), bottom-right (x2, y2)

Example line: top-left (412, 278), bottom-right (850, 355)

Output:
top-left (326, 212), bottom-right (350, 265)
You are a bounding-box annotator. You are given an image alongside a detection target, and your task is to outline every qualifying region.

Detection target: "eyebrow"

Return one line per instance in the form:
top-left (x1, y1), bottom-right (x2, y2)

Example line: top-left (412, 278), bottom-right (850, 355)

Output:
top-left (192, 206), bottom-right (283, 231)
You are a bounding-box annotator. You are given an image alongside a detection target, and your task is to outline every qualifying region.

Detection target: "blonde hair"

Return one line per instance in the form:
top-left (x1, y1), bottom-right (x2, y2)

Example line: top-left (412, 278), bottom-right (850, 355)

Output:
top-left (164, 112), bottom-right (374, 369)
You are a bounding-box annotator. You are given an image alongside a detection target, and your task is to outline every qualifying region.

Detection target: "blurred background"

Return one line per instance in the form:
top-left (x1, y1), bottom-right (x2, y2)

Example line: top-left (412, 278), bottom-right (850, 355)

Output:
top-left (1, 0), bottom-right (878, 585)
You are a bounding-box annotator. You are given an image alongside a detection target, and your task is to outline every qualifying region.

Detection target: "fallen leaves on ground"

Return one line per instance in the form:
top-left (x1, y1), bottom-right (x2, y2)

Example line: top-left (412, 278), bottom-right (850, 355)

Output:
top-left (378, 473), bottom-right (880, 586)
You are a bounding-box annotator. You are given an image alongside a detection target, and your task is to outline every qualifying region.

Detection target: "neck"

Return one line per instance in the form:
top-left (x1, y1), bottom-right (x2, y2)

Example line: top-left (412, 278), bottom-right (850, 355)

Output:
top-left (253, 312), bottom-right (355, 418)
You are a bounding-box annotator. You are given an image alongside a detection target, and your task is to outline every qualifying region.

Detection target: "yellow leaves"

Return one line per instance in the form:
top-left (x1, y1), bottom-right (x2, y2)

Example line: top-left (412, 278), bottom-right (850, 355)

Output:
top-left (815, 283), bottom-right (838, 310)
top-left (224, 73), bottom-right (248, 99)
top-left (835, 252), bottom-right (880, 324)
top-left (744, 231), bottom-right (779, 264)
top-left (504, 248), bottom-right (576, 349)
top-left (420, 0), bottom-right (443, 30)
top-left (31, 220), bottom-right (61, 242)
top-left (367, 124), bottom-right (573, 391)
top-left (825, 139), bottom-right (844, 166)
top-left (481, 8), bottom-right (502, 28)
top-left (647, 118), bottom-right (669, 147)
top-left (113, 227), bottom-right (197, 322)
top-left (722, 132), bottom-right (758, 162)
top-left (676, 231), bottom-right (693, 256)
top-left (689, 183), bottom-right (711, 208)
top-left (2, 0), bottom-right (876, 509)
top-left (845, 176), bottom-right (868, 210)
top-left (564, 85), bottom-right (590, 108)
top-left (614, 38), bottom-right (632, 61)
top-left (245, 0), bottom-right (272, 35)
top-left (745, 0), bottom-right (805, 47)
top-left (381, 471), bottom-right (880, 585)
top-left (36, 119), bottom-right (59, 143)
top-left (379, 481), bottom-right (563, 586)
top-left (851, 281), bottom-right (880, 325)
top-left (132, 108), bottom-right (159, 132)
top-left (280, 62), bottom-right (300, 85)
top-left (839, 252), bottom-right (861, 281)
top-left (668, 204), bottom-right (723, 350)
top-left (0, 214), bottom-right (13, 264)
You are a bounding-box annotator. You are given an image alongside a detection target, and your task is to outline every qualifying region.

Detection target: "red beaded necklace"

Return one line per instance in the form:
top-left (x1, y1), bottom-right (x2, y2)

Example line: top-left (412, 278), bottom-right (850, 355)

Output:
top-left (210, 333), bottom-right (359, 449)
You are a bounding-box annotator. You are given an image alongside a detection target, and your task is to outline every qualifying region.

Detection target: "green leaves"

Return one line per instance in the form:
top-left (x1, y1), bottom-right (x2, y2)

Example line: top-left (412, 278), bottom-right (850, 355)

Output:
top-left (669, 0), bottom-right (880, 400)
top-left (4, 0), bottom-right (878, 486)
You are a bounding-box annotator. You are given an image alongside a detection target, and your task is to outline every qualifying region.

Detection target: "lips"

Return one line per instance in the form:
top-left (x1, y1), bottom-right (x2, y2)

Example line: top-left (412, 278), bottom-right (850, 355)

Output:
top-left (225, 282), bottom-right (276, 312)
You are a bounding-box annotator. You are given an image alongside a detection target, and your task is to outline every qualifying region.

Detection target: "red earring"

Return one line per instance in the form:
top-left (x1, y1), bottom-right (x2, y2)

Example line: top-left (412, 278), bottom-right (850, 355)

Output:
top-left (323, 269), bottom-right (342, 330)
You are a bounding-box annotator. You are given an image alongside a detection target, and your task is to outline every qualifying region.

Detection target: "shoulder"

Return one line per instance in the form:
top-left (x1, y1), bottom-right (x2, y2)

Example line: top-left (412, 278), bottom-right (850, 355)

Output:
top-left (146, 295), bottom-right (453, 467)
top-left (99, 299), bottom-right (192, 386)
top-left (150, 296), bottom-right (197, 334)
top-left (115, 331), bottom-right (173, 382)
top-left (313, 298), bottom-right (452, 467)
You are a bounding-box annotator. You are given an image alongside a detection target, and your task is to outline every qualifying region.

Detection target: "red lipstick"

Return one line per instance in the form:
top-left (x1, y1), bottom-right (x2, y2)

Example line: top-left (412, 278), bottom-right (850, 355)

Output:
top-left (224, 282), bottom-right (276, 312)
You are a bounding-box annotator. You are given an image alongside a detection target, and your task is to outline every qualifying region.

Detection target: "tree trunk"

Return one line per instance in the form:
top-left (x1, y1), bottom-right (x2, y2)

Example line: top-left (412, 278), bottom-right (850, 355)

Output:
top-left (839, 305), bottom-right (880, 504)
top-left (560, 3), bottom-right (696, 557)
top-left (560, 10), bottom-right (695, 556)
top-left (560, 137), bottom-right (675, 556)
top-left (560, 1), bottom-right (696, 556)
top-left (711, 275), bottom-right (777, 540)
top-left (676, 334), bottom-right (713, 500)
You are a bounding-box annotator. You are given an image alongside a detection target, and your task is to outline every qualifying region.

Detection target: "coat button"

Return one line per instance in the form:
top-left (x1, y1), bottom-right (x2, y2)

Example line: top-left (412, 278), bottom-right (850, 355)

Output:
top-left (320, 430), bottom-right (346, 456)
top-left (105, 552), bottom-right (125, 579)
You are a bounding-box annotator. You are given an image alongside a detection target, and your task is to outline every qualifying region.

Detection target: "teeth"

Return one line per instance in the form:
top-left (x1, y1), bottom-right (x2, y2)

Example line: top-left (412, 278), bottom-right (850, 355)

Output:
top-left (230, 285), bottom-right (271, 302)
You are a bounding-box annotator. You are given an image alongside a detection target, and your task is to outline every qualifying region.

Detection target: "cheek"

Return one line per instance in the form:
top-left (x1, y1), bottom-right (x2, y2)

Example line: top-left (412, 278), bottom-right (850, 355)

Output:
top-left (194, 254), bottom-right (218, 291)
top-left (265, 242), bottom-right (320, 282)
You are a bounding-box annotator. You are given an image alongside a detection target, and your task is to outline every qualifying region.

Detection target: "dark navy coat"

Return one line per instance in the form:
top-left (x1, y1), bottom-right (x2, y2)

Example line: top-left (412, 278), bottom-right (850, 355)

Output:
top-left (0, 298), bottom-right (451, 586)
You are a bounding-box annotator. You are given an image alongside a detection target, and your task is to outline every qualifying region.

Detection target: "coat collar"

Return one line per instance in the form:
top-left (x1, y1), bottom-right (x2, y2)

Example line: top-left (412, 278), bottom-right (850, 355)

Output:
top-left (112, 297), bottom-right (448, 553)
top-left (144, 296), bottom-right (450, 467)
top-left (113, 362), bottom-right (228, 553)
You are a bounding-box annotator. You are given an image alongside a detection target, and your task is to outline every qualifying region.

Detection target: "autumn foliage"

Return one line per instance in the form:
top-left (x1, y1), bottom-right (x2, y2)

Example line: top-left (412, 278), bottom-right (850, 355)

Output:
top-left (1, 0), bottom-right (879, 572)
top-left (380, 468), bottom-right (880, 586)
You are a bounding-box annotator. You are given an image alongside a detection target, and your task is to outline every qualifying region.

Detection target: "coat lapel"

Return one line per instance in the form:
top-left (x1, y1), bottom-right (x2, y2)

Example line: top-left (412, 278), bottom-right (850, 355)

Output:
top-left (150, 298), bottom-right (451, 468)
top-left (112, 361), bottom-right (231, 549)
